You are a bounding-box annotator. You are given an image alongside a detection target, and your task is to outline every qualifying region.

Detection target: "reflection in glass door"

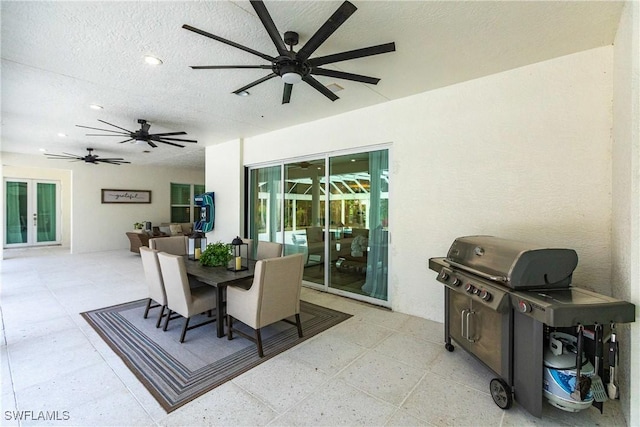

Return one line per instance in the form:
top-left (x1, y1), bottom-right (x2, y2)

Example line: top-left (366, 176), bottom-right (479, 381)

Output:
top-left (4, 179), bottom-right (60, 247)
top-left (328, 150), bottom-right (389, 300)
top-left (248, 148), bottom-right (389, 304)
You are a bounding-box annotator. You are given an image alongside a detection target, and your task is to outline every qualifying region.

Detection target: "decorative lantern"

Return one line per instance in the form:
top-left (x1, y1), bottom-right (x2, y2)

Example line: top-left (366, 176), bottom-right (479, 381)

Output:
top-left (228, 236), bottom-right (248, 272)
top-left (188, 232), bottom-right (207, 260)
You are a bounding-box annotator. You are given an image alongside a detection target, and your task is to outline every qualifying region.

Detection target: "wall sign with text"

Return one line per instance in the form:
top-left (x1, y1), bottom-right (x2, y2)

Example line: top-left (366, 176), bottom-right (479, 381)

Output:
top-left (101, 189), bottom-right (151, 204)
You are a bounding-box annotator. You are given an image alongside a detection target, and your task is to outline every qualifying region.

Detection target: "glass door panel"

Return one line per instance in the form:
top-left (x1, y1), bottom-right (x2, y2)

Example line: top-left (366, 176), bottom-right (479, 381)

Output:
top-left (249, 165), bottom-right (282, 259)
top-left (5, 179), bottom-right (60, 247)
top-left (328, 150), bottom-right (389, 300)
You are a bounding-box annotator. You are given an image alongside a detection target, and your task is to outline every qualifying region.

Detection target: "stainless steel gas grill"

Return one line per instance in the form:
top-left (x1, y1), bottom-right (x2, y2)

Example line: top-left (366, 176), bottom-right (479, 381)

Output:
top-left (428, 236), bottom-right (635, 418)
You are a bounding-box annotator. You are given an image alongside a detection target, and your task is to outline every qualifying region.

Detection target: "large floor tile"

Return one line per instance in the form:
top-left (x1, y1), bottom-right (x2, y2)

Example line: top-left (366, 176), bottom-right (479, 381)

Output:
top-left (337, 350), bottom-right (426, 405)
top-left (401, 373), bottom-right (505, 426)
top-left (274, 379), bottom-right (397, 426)
top-left (160, 381), bottom-right (277, 426)
top-left (286, 333), bottom-right (367, 375)
top-left (232, 353), bottom-right (331, 413)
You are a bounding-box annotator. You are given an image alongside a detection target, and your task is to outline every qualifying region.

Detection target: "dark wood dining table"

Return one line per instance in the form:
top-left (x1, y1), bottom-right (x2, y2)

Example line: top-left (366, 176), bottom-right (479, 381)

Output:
top-left (183, 257), bottom-right (257, 338)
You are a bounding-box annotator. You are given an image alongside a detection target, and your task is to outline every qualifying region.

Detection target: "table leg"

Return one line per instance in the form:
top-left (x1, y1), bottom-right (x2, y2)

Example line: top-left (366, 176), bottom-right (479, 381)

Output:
top-left (216, 286), bottom-right (225, 338)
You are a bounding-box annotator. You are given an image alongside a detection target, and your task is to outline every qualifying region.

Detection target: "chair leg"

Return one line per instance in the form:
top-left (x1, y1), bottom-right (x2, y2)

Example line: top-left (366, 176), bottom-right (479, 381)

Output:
top-left (163, 309), bottom-right (172, 331)
top-left (256, 329), bottom-right (264, 358)
top-left (143, 298), bottom-right (153, 318)
top-left (156, 305), bottom-right (166, 328)
top-left (295, 313), bottom-right (303, 338)
top-left (227, 315), bottom-right (233, 340)
top-left (179, 317), bottom-right (190, 343)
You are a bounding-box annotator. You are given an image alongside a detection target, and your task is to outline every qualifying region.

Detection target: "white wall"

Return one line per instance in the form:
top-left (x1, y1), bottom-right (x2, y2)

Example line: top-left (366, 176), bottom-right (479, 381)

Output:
top-left (612, 2), bottom-right (640, 425)
top-left (1, 152), bottom-right (204, 254)
top-left (204, 139), bottom-right (244, 244)
top-left (242, 47), bottom-right (614, 323)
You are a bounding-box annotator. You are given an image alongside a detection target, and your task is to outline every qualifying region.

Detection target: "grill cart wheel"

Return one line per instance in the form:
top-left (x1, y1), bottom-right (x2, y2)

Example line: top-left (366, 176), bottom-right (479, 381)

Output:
top-left (445, 343), bottom-right (454, 352)
top-left (490, 378), bottom-right (513, 409)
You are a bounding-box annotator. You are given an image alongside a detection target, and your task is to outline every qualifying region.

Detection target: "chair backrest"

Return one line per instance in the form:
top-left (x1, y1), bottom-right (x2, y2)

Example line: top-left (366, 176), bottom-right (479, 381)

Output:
top-left (253, 253), bottom-right (304, 327)
top-left (256, 241), bottom-right (283, 260)
top-left (305, 226), bottom-right (323, 243)
top-left (139, 247), bottom-right (167, 305)
top-left (149, 236), bottom-right (188, 255)
top-left (157, 252), bottom-right (192, 317)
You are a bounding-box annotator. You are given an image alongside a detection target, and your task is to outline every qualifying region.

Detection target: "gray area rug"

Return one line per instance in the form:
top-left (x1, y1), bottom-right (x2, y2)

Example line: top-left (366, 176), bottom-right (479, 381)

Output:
top-left (81, 299), bottom-right (351, 412)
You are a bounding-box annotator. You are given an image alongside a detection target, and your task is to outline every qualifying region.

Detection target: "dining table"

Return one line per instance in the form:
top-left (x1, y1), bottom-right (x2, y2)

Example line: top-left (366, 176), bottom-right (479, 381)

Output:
top-left (183, 257), bottom-right (257, 338)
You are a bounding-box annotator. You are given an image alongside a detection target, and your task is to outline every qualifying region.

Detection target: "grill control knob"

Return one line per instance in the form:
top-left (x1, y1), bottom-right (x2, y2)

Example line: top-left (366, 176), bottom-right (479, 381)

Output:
top-left (451, 277), bottom-right (462, 287)
top-left (440, 271), bottom-right (450, 281)
top-left (465, 283), bottom-right (475, 294)
top-left (479, 290), bottom-right (492, 302)
top-left (518, 300), bottom-right (531, 313)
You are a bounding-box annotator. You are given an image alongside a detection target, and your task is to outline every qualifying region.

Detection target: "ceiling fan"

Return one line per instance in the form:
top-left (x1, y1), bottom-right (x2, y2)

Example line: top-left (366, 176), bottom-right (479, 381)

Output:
top-left (182, 0), bottom-right (395, 104)
top-left (45, 148), bottom-right (130, 165)
top-left (76, 119), bottom-right (197, 148)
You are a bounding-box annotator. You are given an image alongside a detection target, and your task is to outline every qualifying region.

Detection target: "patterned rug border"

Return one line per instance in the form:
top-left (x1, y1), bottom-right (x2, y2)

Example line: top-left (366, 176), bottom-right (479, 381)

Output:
top-left (81, 299), bottom-right (351, 413)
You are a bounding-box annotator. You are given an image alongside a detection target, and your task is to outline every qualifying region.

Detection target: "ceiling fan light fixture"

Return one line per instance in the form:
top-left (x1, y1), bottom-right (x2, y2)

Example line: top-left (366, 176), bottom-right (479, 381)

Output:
top-left (282, 72), bottom-right (302, 85)
top-left (134, 138), bottom-right (147, 145)
top-left (236, 90), bottom-right (250, 97)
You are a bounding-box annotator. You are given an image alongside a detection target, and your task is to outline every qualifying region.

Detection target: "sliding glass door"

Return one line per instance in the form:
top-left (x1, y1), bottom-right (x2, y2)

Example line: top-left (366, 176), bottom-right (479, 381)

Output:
top-left (5, 179), bottom-right (61, 247)
top-left (248, 148), bottom-right (389, 305)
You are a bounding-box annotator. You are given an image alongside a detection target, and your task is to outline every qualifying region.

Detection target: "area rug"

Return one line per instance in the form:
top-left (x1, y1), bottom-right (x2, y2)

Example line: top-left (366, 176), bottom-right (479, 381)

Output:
top-left (81, 299), bottom-right (351, 413)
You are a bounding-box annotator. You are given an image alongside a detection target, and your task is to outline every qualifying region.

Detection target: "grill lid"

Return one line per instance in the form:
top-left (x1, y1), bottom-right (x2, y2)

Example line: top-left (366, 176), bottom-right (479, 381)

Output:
top-left (446, 235), bottom-right (578, 289)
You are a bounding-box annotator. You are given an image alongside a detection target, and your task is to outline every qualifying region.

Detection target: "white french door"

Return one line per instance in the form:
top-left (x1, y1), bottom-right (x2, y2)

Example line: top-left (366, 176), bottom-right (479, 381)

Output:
top-left (4, 179), bottom-right (61, 247)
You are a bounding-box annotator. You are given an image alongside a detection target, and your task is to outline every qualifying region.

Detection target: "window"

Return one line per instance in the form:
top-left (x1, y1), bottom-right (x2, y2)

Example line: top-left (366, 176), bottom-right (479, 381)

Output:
top-left (170, 183), bottom-right (205, 223)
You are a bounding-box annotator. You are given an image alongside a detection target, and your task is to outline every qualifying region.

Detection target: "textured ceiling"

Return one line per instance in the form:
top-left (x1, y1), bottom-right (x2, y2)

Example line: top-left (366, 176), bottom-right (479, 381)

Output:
top-left (0, 1), bottom-right (624, 170)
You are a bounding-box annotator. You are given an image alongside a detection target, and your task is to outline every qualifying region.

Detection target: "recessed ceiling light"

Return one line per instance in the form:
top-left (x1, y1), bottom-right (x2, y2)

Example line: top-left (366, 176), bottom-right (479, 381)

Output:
top-left (39, 148), bottom-right (47, 152)
top-left (144, 55), bottom-right (163, 65)
top-left (89, 104), bottom-right (103, 110)
top-left (57, 133), bottom-right (67, 137)
top-left (236, 90), bottom-right (250, 97)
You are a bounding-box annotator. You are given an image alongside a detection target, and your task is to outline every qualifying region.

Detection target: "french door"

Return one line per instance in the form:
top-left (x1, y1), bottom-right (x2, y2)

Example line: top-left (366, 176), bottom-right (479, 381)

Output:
top-left (4, 179), bottom-right (61, 247)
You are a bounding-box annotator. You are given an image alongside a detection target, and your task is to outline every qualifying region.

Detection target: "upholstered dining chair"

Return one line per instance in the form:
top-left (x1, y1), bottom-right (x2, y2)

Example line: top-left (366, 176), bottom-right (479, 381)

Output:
top-left (256, 241), bottom-right (283, 260)
top-left (157, 252), bottom-right (218, 343)
top-left (226, 253), bottom-right (305, 357)
top-left (139, 247), bottom-right (171, 328)
top-left (149, 236), bottom-right (188, 255)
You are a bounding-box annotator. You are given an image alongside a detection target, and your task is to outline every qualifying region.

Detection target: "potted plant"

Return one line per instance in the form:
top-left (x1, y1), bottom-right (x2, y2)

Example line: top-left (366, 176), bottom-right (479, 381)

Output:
top-left (133, 222), bottom-right (145, 232)
top-left (199, 241), bottom-right (232, 267)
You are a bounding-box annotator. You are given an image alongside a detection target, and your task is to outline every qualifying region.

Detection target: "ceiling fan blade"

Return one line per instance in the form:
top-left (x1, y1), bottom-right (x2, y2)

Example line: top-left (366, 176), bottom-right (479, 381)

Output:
top-left (97, 157), bottom-right (127, 161)
top-left (232, 73), bottom-right (278, 94)
top-left (45, 154), bottom-right (80, 159)
top-left (147, 141), bottom-right (158, 148)
top-left (117, 138), bottom-right (134, 144)
top-left (182, 24), bottom-right (275, 62)
top-left (311, 68), bottom-right (380, 84)
top-left (156, 137), bottom-right (198, 143)
top-left (97, 119), bottom-right (134, 133)
top-left (297, 1), bottom-right (357, 61)
top-left (150, 132), bottom-right (187, 136)
top-left (97, 159), bottom-right (130, 164)
top-left (303, 75), bottom-right (339, 102)
top-left (308, 42), bottom-right (396, 67)
top-left (250, 0), bottom-right (288, 56)
top-left (156, 140), bottom-right (185, 148)
top-left (282, 83), bottom-right (293, 104)
top-left (76, 125), bottom-right (128, 134)
top-left (191, 65), bottom-right (273, 70)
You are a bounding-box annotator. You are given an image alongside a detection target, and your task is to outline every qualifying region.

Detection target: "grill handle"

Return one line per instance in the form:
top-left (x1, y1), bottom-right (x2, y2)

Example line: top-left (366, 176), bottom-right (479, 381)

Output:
top-left (461, 309), bottom-right (476, 343)
top-left (446, 260), bottom-right (508, 283)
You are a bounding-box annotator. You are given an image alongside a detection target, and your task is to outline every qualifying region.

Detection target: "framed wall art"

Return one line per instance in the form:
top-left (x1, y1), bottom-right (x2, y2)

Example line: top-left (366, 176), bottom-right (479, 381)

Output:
top-left (101, 189), bottom-right (151, 204)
